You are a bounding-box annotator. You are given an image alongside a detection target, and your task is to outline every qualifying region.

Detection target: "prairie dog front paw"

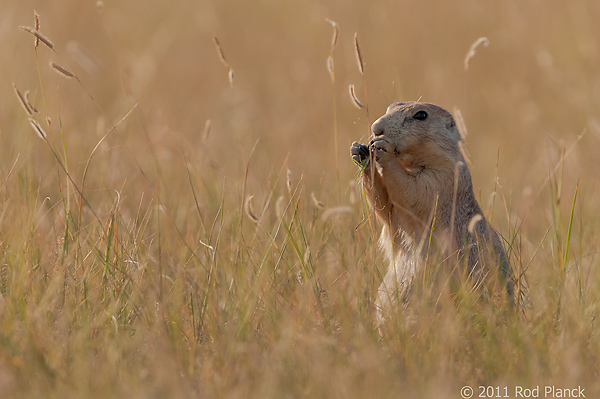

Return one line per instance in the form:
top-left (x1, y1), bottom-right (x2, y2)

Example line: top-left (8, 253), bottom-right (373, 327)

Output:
top-left (370, 136), bottom-right (397, 163)
top-left (351, 141), bottom-right (370, 167)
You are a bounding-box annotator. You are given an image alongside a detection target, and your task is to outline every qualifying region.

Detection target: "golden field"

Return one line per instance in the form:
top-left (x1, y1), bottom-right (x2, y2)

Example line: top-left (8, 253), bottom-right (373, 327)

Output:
top-left (1, 0), bottom-right (599, 397)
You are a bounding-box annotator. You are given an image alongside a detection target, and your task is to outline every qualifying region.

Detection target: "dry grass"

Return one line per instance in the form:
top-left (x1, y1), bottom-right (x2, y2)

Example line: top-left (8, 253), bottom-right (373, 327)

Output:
top-left (50, 62), bottom-right (75, 78)
top-left (1, 1), bottom-right (600, 398)
top-left (464, 37), bottom-right (490, 71)
top-left (348, 84), bottom-right (366, 110)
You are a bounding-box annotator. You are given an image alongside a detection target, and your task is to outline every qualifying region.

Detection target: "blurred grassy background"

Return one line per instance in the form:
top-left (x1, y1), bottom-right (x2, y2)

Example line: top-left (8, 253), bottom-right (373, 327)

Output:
top-left (1, 0), bottom-right (599, 398)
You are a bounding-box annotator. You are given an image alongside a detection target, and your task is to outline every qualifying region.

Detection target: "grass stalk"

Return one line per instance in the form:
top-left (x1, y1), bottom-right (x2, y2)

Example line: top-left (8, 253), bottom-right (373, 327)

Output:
top-left (562, 182), bottom-right (578, 276)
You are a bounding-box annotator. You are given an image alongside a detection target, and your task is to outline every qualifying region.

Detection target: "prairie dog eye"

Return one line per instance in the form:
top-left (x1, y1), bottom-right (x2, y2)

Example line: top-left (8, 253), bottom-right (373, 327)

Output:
top-left (413, 110), bottom-right (428, 120)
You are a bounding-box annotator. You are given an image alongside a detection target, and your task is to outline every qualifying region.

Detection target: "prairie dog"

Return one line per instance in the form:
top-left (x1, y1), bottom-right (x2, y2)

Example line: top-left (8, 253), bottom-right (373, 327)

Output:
top-left (350, 102), bottom-right (513, 323)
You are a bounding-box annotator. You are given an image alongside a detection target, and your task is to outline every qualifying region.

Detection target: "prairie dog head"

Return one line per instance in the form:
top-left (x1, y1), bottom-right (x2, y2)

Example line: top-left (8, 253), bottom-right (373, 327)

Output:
top-left (371, 102), bottom-right (463, 173)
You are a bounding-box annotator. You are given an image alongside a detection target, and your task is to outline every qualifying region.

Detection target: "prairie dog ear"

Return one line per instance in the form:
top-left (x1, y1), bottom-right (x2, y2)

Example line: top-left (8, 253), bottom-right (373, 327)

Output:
top-left (446, 117), bottom-right (456, 129)
top-left (445, 116), bottom-right (461, 141)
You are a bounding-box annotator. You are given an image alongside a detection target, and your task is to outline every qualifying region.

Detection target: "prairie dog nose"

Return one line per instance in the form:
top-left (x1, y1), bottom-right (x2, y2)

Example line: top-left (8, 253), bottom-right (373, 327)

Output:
top-left (371, 116), bottom-right (387, 136)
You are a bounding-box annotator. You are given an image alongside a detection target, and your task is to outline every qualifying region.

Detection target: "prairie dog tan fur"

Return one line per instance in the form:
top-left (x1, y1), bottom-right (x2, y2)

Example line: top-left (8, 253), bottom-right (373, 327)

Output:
top-left (350, 102), bottom-right (513, 323)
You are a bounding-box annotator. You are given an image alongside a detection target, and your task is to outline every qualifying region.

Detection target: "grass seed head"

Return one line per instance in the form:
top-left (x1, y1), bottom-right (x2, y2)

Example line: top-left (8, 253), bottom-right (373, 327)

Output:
top-left (349, 84), bottom-right (366, 110)
top-left (458, 141), bottom-right (473, 168)
top-left (303, 246), bottom-right (311, 265)
top-left (51, 62), bottom-right (75, 78)
top-left (213, 36), bottom-right (231, 69)
top-left (454, 108), bottom-right (468, 139)
top-left (468, 214), bottom-right (483, 234)
top-left (310, 192), bottom-right (325, 209)
top-left (24, 91), bottom-right (37, 113)
top-left (20, 26), bottom-right (54, 51)
top-left (33, 10), bottom-right (40, 48)
top-left (286, 169), bottom-right (292, 196)
top-left (29, 118), bottom-right (47, 140)
top-left (326, 19), bottom-right (339, 53)
top-left (464, 37), bottom-right (490, 71)
top-left (13, 83), bottom-right (33, 116)
top-left (244, 195), bottom-right (259, 223)
top-left (202, 120), bottom-right (212, 143)
top-left (354, 32), bottom-right (365, 75)
top-left (228, 68), bottom-right (234, 87)
top-left (327, 56), bottom-right (334, 81)
top-left (213, 36), bottom-right (234, 87)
